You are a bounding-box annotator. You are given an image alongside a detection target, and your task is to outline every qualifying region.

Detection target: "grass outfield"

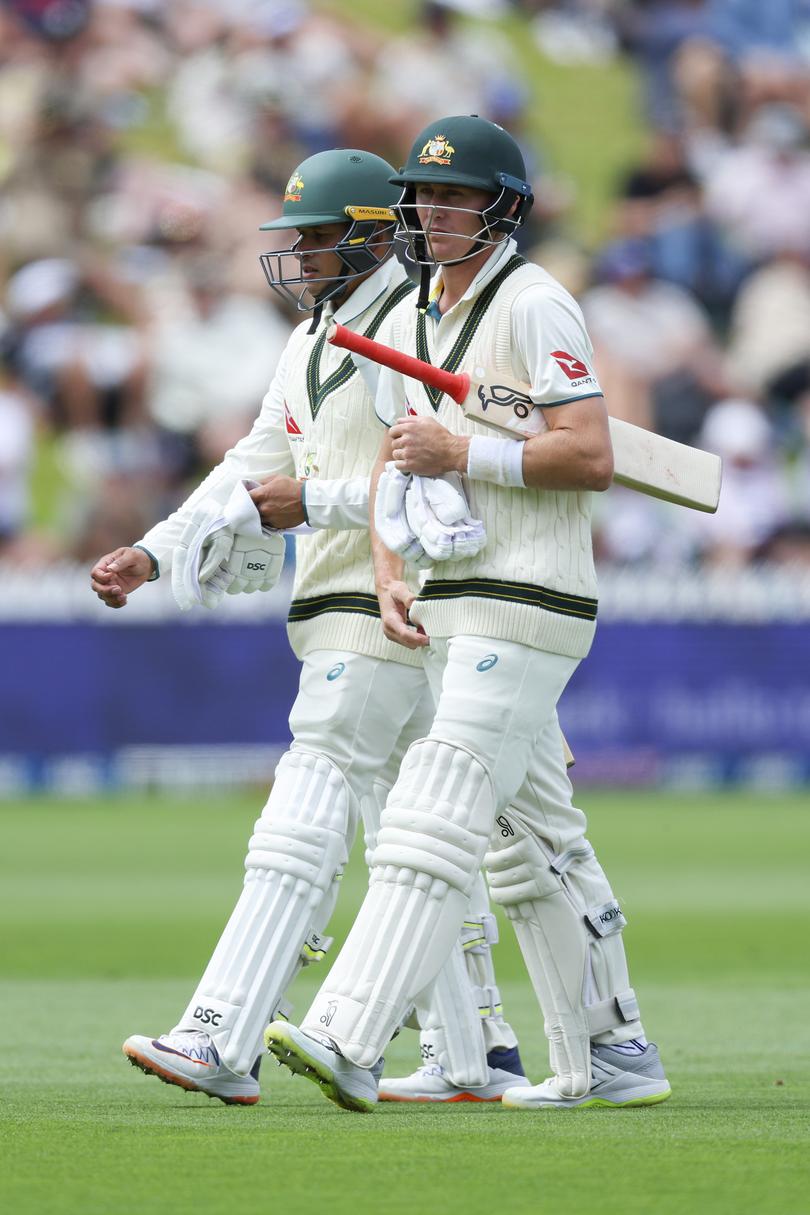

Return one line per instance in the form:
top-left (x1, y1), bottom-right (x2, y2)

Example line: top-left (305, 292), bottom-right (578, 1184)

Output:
top-left (2, 791), bottom-right (808, 1215)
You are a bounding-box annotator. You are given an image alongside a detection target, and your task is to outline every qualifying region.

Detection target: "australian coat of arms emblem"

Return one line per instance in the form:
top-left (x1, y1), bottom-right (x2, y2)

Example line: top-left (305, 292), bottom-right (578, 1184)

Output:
top-left (418, 135), bottom-right (455, 166)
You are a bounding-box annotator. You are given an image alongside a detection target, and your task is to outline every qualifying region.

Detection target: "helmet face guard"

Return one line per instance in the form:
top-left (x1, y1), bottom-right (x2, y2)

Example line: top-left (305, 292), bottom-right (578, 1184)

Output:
top-left (394, 172), bottom-right (533, 266)
top-left (389, 116), bottom-right (534, 270)
top-left (260, 208), bottom-right (397, 312)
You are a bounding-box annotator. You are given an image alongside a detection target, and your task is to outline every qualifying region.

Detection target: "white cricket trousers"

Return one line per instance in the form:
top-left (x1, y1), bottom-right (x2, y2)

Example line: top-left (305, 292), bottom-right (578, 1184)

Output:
top-left (302, 635), bottom-right (580, 1065)
top-left (288, 648), bottom-right (433, 819)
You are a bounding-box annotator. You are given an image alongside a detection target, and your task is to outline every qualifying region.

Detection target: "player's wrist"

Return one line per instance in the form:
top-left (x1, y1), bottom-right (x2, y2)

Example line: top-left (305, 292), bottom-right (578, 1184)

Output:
top-left (466, 434), bottom-right (525, 487)
top-left (452, 435), bottom-right (471, 474)
top-left (133, 544), bottom-right (160, 580)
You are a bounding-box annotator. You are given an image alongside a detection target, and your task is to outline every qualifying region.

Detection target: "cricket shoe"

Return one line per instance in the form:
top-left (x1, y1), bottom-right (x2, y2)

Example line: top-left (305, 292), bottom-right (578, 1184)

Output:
top-left (122, 1031), bottom-right (260, 1106)
top-left (264, 1020), bottom-right (380, 1113)
top-left (379, 1045), bottom-right (531, 1103)
top-left (502, 1040), bottom-right (671, 1110)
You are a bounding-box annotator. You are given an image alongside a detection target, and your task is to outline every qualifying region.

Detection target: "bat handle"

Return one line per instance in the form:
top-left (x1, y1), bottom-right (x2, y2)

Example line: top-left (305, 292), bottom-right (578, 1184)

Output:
top-left (327, 321), bottom-right (470, 405)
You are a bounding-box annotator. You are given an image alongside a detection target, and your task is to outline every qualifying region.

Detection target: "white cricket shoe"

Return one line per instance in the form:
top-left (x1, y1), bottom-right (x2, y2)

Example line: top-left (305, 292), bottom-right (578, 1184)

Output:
top-left (502, 1041), bottom-right (671, 1110)
top-left (264, 1020), bottom-right (379, 1113)
top-left (379, 1045), bottom-right (531, 1103)
top-left (123, 1031), bottom-right (260, 1106)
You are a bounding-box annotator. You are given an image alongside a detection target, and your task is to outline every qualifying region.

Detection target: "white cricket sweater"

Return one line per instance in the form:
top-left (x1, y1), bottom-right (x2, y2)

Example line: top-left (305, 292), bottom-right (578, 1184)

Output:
top-left (376, 240), bottom-right (604, 659)
top-left (139, 260), bottom-right (422, 666)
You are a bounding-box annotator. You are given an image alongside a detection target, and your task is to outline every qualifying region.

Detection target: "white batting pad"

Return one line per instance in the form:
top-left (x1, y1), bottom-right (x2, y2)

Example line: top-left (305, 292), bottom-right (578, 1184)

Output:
top-left (486, 813), bottom-right (642, 1098)
top-left (412, 870), bottom-right (520, 1087)
top-left (487, 823), bottom-right (591, 1098)
top-left (175, 750), bottom-right (351, 1075)
top-left (362, 759), bottom-right (490, 1086)
top-left (302, 739), bottom-right (495, 1068)
top-left (458, 872), bottom-right (518, 1055)
top-left (412, 943), bottom-right (488, 1088)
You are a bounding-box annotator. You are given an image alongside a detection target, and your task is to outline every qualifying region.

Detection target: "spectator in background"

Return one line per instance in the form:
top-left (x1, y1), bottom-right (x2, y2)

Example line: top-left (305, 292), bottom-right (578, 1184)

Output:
top-left (725, 249), bottom-right (810, 398)
top-left (146, 252), bottom-right (291, 465)
top-left (615, 132), bottom-right (748, 322)
top-left (3, 256), bottom-right (145, 432)
top-left (616, 0), bottom-right (722, 135)
top-left (692, 397), bottom-right (792, 566)
top-left (581, 236), bottom-right (724, 442)
top-left (359, 1), bottom-right (524, 155)
top-left (703, 104), bottom-right (810, 262)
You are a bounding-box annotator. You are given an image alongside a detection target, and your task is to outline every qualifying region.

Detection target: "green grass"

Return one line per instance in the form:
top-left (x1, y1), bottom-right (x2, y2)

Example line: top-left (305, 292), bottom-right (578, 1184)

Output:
top-left (2, 792), bottom-right (808, 1215)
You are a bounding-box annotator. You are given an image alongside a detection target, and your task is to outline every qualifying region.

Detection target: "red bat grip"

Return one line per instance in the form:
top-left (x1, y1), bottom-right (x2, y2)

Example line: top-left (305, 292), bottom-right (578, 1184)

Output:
top-left (327, 321), bottom-right (470, 405)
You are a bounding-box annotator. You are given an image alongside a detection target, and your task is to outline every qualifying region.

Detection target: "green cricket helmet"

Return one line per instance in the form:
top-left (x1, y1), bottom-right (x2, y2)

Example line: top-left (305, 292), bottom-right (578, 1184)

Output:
top-left (391, 115), bottom-right (533, 267)
top-left (259, 148), bottom-right (400, 313)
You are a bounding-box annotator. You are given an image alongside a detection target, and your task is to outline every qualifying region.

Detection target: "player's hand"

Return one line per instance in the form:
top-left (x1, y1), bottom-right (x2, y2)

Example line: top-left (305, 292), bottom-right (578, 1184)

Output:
top-left (249, 475), bottom-right (306, 530)
top-left (377, 579), bottom-right (429, 650)
top-left (90, 546), bottom-right (153, 609)
top-left (389, 416), bottom-right (470, 476)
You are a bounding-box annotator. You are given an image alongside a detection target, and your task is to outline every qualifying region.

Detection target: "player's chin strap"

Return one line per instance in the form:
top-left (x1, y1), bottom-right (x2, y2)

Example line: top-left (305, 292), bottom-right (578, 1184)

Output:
top-left (307, 302), bottom-right (324, 335)
top-left (417, 265), bottom-right (431, 312)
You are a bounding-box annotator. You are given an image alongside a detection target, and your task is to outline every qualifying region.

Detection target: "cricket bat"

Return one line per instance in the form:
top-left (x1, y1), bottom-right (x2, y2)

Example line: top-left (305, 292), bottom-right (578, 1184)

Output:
top-left (326, 321), bottom-right (722, 513)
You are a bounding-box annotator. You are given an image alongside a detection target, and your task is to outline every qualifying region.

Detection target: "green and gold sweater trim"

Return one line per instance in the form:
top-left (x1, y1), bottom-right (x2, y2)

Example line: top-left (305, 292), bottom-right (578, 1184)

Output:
top-left (288, 591), bottom-right (381, 623)
top-left (417, 576), bottom-right (597, 621)
top-left (306, 279), bottom-right (415, 419)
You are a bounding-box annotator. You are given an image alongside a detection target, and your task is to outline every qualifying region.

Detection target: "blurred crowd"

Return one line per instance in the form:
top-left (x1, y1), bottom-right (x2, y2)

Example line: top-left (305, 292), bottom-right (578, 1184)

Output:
top-left (2, 0), bottom-right (810, 574)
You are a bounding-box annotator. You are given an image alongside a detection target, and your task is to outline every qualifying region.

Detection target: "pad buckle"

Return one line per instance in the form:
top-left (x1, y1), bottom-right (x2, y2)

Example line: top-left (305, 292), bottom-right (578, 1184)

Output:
top-left (461, 913), bottom-right (499, 953)
top-left (300, 931), bottom-right (334, 965)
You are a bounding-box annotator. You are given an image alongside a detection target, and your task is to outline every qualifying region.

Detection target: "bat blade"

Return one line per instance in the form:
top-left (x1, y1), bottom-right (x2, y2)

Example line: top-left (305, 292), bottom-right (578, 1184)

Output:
top-left (463, 366), bottom-right (721, 513)
top-left (607, 417), bottom-right (722, 513)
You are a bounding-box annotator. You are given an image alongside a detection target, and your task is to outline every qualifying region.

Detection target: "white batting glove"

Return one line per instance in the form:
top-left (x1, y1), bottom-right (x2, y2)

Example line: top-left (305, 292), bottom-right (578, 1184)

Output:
top-left (172, 499), bottom-right (234, 611)
top-left (405, 472), bottom-right (487, 562)
top-left (374, 462), bottom-right (430, 567)
top-left (171, 480), bottom-right (266, 611)
top-left (224, 530), bottom-right (286, 596)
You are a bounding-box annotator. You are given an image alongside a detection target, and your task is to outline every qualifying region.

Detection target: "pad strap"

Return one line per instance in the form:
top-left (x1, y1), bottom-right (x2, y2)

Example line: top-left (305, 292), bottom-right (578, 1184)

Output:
top-left (550, 841), bottom-right (595, 875)
top-left (474, 983), bottom-right (504, 1020)
top-left (460, 912), bottom-right (499, 953)
top-left (586, 988), bottom-right (640, 1036)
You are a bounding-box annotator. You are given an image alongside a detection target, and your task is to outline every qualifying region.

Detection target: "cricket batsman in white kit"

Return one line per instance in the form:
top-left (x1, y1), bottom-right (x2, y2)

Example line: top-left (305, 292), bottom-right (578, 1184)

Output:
top-left (265, 116), bottom-right (672, 1112)
top-left (90, 148), bottom-right (528, 1105)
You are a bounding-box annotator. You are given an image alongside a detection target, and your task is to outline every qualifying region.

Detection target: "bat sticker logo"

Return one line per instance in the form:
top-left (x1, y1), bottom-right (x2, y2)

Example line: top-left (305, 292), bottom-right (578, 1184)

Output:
top-left (477, 383), bottom-right (534, 420)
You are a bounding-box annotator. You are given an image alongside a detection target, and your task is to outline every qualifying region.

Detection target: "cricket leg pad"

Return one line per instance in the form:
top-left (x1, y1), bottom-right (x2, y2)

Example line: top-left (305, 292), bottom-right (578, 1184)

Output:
top-left (303, 739), bottom-right (495, 1068)
top-left (460, 871), bottom-right (519, 1054)
top-left (411, 869), bottom-right (518, 1087)
top-left (412, 943), bottom-right (489, 1088)
top-left (558, 844), bottom-right (643, 1046)
top-left (176, 750), bottom-right (351, 1075)
top-left (486, 819), bottom-right (637, 1099)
